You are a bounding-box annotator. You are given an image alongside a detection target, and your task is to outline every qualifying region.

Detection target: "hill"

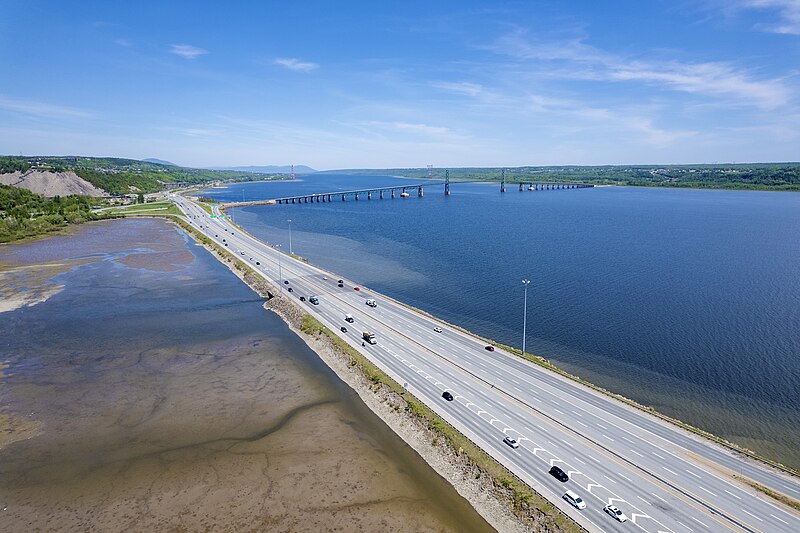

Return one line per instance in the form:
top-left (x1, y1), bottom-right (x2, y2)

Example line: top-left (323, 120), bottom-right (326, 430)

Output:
top-left (209, 165), bottom-right (316, 174)
top-left (0, 170), bottom-right (106, 197)
top-left (142, 158), bottom-right (177, 166)
top-left (0, 156), bottom-right (277, 195)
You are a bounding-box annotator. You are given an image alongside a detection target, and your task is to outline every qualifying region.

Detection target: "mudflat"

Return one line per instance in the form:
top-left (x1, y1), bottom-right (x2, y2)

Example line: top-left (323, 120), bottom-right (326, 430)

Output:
top-left (0, 218), bottom-right (492, 532)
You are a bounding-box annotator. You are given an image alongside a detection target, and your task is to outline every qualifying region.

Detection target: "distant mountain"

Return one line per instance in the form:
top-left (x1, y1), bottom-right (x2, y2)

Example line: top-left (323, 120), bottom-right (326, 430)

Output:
top-left (208, 165), bottom-right (316, 174)
top-left (143, 158), bottom-right (177, 166)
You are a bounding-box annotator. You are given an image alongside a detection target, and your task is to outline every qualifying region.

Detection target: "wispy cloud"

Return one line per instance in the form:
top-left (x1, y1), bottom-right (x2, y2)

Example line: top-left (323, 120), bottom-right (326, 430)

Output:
top-left (274, 57), bottom-right (319, 72)
top-left (0, 95), bottom-right (93, 119)
top-left (738, 0), bottom-right (800, 34)
top-left (490, 30), bottom-right (791, 109)
top-left (114, 38), bottom-right (132, 47)
top-left (170, 44), bottom-right (209, 60)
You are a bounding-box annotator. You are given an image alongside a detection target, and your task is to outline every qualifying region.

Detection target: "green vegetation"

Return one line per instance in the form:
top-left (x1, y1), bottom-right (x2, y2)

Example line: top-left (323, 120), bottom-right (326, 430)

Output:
top-left (3, 155), bottom-right (288, 195)
top-left (337, 163), bottom-right (800, 191)
top-left (107, 201), bottom-right (181, 216)
top-left (299, 314), bottom-right (581, 532)
top-left (0, 183), bottom-right (111, 243)
top-left (0, 156), bottom-right (30, 174)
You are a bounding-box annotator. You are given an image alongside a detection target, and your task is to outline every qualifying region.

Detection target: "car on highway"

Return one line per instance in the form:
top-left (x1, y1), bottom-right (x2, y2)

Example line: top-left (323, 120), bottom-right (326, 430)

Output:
top-left (340, 326), bottom-right (347, 333)
top-left (323, 276), bottom-right (328, 280)
top-left (603, 505), bottom-right (627, 522)
top-left (309, 296), bottom-right (319, 305)
top-left (365, 299), bottom-right (377, 307)
top-left (284, 280), bottom-right (289, 284)
top-left (441, 391), bottom-right (454, 401)
top-left (337, 279), bottom-right (343, 284)
top-left (287, 287), bottom-right (293, 292)
top-left (345, 314), bottom-right (354, 323)
top-left (299, 296), bottom-right (306, 302)
top-left (338, 283), bottom-right (344, 288)
top-left (549, 466), bottom-right (569, 482)
top-left (563, 490), bottom-right (586, 510)
top-left (240, 251), bottom-right (245, 255)
top-left (256, 261), bottom-right (260, 265)
top-left (503, 435), bottom-right (519, 449)
top-left (485, 345), bottom-right (495, 351)
top-left (354, 286), bottom-right (361, 291)
top-left (433, 327), bottom-right (442, 333)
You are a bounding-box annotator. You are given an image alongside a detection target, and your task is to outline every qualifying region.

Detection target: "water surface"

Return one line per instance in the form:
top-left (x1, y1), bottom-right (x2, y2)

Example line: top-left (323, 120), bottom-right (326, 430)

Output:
top-left (204, 176), bottom-right (800, 469)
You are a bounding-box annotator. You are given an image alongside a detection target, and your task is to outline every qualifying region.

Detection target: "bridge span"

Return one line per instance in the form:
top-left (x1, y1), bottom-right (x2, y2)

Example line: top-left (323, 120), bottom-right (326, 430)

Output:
top-left (220, 178), bottom-right (593, 209)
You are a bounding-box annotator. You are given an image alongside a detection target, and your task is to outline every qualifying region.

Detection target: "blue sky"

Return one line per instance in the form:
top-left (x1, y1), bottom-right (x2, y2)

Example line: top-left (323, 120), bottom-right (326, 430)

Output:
top-left (1, 1), bottom-right (798, 169)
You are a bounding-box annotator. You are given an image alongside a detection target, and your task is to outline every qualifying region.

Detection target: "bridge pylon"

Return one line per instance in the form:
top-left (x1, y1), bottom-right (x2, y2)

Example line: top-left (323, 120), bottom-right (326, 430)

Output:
top-left (444, 169), bottom-right (450, 196)
top-left (501, 169), bottom-right (506, 192)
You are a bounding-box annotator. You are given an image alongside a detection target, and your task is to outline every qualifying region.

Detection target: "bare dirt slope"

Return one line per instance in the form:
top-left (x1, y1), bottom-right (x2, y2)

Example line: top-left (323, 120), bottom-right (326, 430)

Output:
top-left (0, 170), bottom-right (106, 197)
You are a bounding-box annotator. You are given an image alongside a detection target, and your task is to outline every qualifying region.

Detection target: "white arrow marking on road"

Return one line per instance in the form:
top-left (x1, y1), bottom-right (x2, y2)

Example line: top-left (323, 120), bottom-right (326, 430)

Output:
top-left (531, 447), bottom-right (546, 455)
top-left (567, 470), bottom-right (581, 478)
top-left (607, 497), bottom-right (627, 505)
top-left (586, 483), bottom-right (603, 493)
top-left (549, 458), bottom-right (564, 467)
top-left (630, 513), bottom-right (651, 523)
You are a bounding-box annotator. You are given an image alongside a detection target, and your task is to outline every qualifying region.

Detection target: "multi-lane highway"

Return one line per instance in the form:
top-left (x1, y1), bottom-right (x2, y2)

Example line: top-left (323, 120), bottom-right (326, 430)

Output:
top-left (175, 195), bottom-right (800, 533)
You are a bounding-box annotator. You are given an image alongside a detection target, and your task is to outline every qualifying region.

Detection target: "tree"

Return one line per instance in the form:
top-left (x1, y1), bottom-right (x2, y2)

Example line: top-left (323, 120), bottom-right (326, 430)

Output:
top-left (137, 193), bottom-right (145, 204)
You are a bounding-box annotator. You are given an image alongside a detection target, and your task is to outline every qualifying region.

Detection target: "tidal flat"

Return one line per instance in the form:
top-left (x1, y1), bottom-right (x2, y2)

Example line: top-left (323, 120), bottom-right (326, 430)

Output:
top-left (0, 218), bottom-right (492, 532)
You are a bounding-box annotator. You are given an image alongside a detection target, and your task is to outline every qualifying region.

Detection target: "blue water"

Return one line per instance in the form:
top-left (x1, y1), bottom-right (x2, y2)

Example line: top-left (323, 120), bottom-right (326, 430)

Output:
top-left (202, 175), bottom-right (800, 468)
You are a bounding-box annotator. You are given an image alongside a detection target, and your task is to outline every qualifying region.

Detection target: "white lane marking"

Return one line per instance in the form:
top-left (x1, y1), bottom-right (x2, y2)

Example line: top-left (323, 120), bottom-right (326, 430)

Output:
top-left (637, 495), bottom-right (650, 505)
top-left (601, 434), bottom-right (614, 442)
top-left (630, 449), bottom-right (645, 458)
top-left (597, 423), bottom-right (608, 430)
top-left (652, 451), bottom-right (665, 459)
top-left (576, 420), bottom-right (589, 428)
top-left (574, 458), bottom-right (586, 465)
top-left (690, 517), bottom-right (709, 528)
top-left (686, 470), bottom-right (702, 479)
top-left (587, 455), bottom-right (600, 463)
top-left (697, 486), bottom-right (717, 497)
top-left (618, 473), bottom-right (632, 482)
top-left (741, 509), bottom-right (762, 522)
top-left (770, 514), bottom-right (789, 525)
top-left (723, 489), bottom-right (741, 500)
top-left (573, 410), bottom-right (582, 417)
top-left (677, 520), bottom-right (694, 532)
top-left (663, 466), bottom-right (678, 476)
top-left (603, 474), bottom-right (616, 484)
top-left (562, 439), bottom-right (574, 448)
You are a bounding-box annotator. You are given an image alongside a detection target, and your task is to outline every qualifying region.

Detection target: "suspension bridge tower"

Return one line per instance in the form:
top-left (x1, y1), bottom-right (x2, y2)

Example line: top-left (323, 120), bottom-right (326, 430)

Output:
top-left (501, 168), bottom-right (506, 192)
top-left (444, 169), bottom-right (450, 196)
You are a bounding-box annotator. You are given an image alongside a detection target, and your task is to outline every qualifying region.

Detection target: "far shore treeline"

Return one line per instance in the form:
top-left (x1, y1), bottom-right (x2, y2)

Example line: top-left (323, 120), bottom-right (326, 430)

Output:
top-left (336, 162), bottom-right (800, 191)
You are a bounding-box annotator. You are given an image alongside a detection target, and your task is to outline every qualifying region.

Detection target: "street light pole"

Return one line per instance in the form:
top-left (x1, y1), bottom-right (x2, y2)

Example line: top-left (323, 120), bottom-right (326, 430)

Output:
top-left (522, 279), bottom-right (530, 356)
top-left (276, 244), bottom-right (283, 293)
top-left (287, 219), bottom-right (293, 255)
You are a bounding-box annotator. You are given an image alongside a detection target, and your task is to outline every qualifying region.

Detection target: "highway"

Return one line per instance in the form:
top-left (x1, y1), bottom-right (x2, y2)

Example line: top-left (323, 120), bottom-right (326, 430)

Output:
top-left (175, 195), bottom-right (800, 533)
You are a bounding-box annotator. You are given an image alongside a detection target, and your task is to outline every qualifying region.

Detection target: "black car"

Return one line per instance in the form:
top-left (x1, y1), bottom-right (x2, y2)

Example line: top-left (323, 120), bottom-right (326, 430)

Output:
top-left (338, 283), bottom-right (344, 288)
top-left (256, 261), bottom-right (260, 265)
top-left (340, 326), bottom-right (348, 333)
top-left (299, 296), bottom-right (306, 302)
top-left (287, 287), bottom-right (293, 292)
top-left (284, 280), bottom-right (289, 284)
top-left (442, 391), bottom-right (454, 401)
top-left (549, 466), bottom-right (569, 482)
top-left (337, 279), bottom-right (343, 283)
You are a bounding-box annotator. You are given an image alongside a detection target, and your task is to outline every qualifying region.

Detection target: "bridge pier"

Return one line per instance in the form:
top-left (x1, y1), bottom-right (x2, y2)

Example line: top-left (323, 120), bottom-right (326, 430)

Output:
top-left (355, 192), bottom-right (359, 201)
top-left (500, 169), bottom-right (506, 193)
top-left (418, 186), bottom-right (424, 197)
top-left (391, 189), bottom-right (395, 198)
top-left (342, 194), bottom-right (345, 201)
top-left (368, 191), bottom-right (372, 200)
top-left (519, 183), bottom-right (523, 192)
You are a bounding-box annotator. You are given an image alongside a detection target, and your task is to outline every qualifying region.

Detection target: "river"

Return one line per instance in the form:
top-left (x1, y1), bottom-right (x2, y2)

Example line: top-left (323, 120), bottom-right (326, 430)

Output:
top-left (203, 174), bottom-right (800, 469)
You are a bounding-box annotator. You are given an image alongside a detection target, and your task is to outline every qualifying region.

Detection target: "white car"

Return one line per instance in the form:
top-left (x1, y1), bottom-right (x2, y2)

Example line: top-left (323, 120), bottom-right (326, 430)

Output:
top-left (503, 435), bottom-right (519, 449)
top-left (604, 505), bottom-right (627, 522)
top-left (563, 490), bottom-right (586, 510)
top-left (433, 327), bottom-right (442, 333)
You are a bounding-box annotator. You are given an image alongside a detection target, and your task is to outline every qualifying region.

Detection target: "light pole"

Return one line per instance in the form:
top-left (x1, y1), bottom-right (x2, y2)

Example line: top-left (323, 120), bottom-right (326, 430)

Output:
top-left (287, 219), bottom-right (293, 255)
top-left (522, 279), bottom-right (530, 356)
top-left (276, 244), bottom-right (283, 292)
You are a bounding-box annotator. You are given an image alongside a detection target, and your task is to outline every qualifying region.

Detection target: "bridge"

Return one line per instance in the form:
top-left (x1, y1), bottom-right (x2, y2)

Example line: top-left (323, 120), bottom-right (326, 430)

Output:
top-left (219, 174), bottom-right (594, 209)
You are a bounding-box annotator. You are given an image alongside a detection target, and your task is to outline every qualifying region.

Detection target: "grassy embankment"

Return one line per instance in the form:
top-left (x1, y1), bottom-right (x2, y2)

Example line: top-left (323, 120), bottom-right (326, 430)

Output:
top-left (107, 202), bottom-right (181, 216)
top-left (299, 314), bottom-right (582, 532)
